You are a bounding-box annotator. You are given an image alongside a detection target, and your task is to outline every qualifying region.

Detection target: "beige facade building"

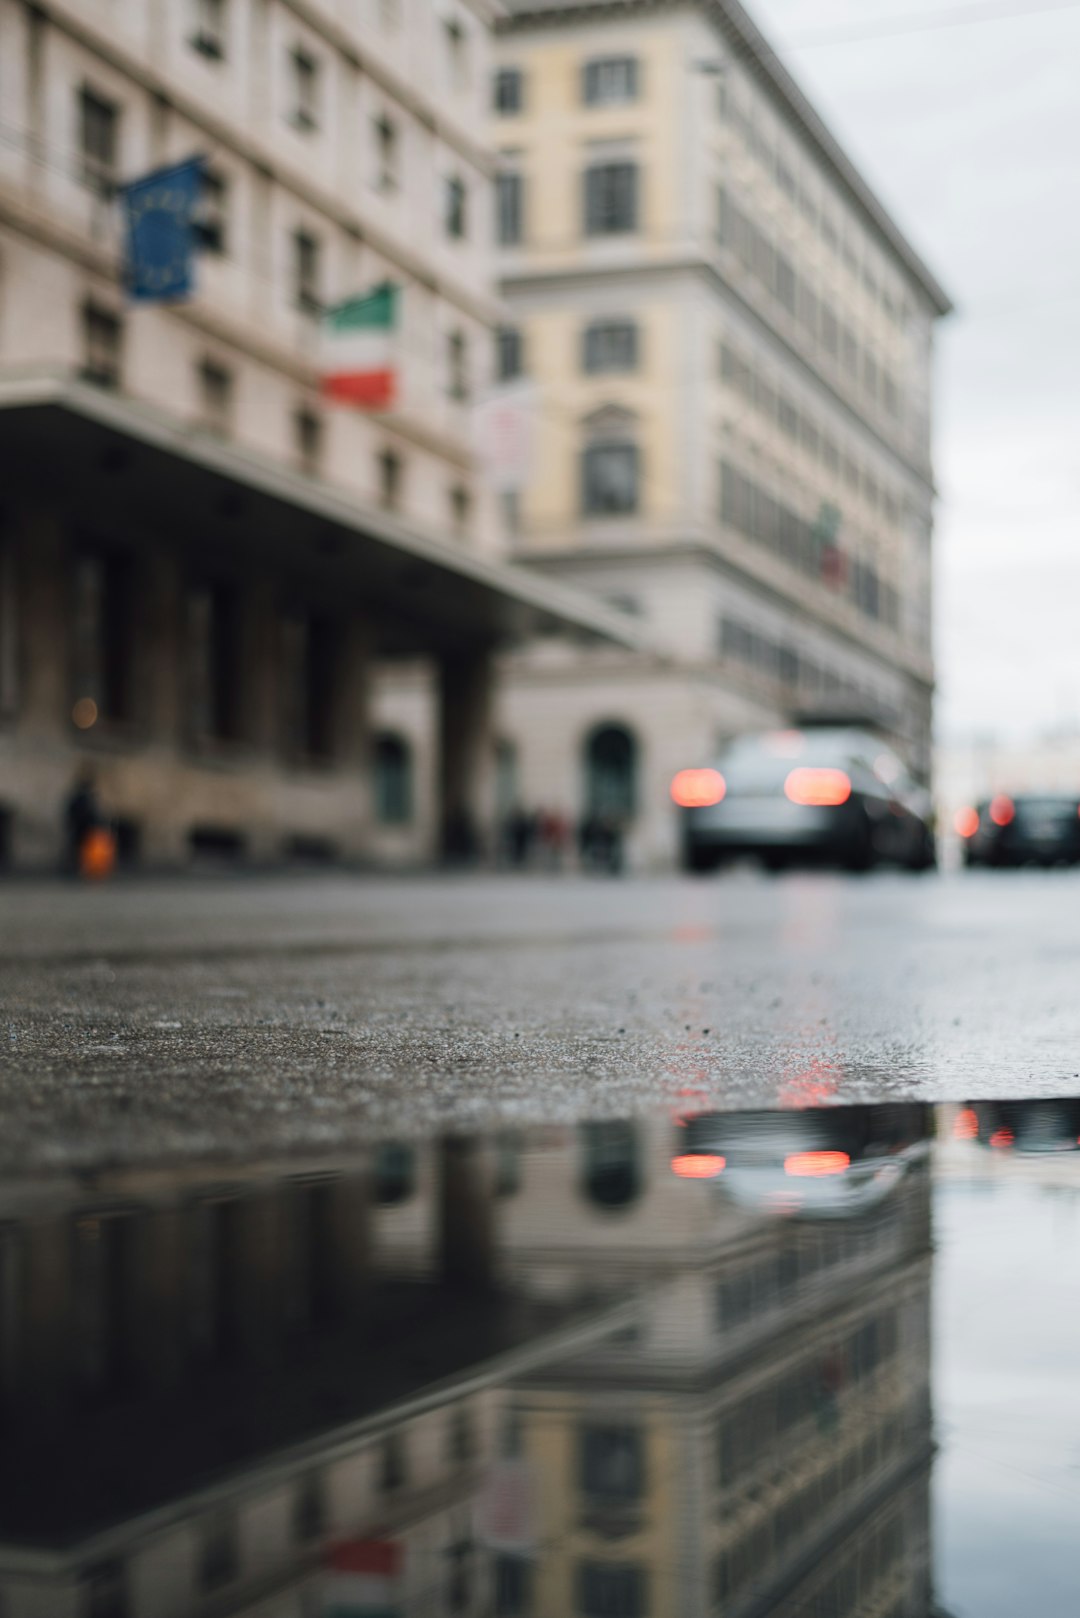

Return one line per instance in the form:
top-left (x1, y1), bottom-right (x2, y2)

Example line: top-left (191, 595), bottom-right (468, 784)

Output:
top-left (0, 0), bottom-right (639, 870)
top-left (483, 0), bottom-right (951, 868)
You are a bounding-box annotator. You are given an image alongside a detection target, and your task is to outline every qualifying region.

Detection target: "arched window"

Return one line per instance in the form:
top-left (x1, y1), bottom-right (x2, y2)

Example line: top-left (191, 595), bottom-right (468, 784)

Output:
top-left (581, 405), bottom-right (639, 516)
top-left (580, 1121), bottom-right (641, 1209)
top-left (584, 724), bottom-right (637, 819)
top-left (374, 732), bottom-right (412, 824)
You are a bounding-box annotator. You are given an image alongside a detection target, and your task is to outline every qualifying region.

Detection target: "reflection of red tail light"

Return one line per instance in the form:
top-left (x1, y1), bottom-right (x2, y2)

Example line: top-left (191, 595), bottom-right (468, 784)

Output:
top-left (671, 769), bottom-right (726, 808)
top-left (954, 807), bottom-right (979, 839)
top-left (989, 795), bottom-right (1015, 827)
top-left (784, 768), bottom-right (851, 807)
top-left (989, 1128), bottom-right (1015, 1149)
top-left (784, 1150), bottom-right (850, 1177)
top-left (954, 1108), bottom-right (978, 1139)
top-left (672, 1153), bottom-right (726, 1178)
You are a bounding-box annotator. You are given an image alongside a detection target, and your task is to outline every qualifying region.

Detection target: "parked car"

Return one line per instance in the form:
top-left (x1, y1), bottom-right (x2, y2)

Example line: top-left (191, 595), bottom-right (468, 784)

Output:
top-left (953, 1099), bottom-right (1080, 1152)
top-left (672, 726), bottom-right (935, 873)
top-left (955, 793), bottom-right (1080, 867)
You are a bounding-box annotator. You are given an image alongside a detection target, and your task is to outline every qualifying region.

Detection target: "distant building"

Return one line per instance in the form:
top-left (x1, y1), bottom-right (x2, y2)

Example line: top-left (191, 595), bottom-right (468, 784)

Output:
top-left (485, 0), bottom-right (950, 867)
top-left (936, 730), bottom-right (1080, 833)
top-left (0, 0), bottom-right (637, 870)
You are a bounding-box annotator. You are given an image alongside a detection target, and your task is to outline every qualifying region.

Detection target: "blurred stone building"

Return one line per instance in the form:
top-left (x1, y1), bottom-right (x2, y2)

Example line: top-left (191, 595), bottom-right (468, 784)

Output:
top-left (481, 0), bottom-right (951, 867)
top-left (0, 0), bottom-right (638, 870)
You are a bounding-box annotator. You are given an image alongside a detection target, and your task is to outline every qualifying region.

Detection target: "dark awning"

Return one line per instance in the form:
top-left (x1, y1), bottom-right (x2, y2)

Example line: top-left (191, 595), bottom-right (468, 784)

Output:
top-left (0, 370), bottom-right (648, 658)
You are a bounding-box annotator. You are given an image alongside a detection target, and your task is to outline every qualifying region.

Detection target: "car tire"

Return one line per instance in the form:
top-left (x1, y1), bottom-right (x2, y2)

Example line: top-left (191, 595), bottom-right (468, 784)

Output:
top-left (907, 829), bottom-right (937, 872)
top-left (844, 820), bottom-right (876, 873)
top-left (684, 844), bottom-right (718, 875)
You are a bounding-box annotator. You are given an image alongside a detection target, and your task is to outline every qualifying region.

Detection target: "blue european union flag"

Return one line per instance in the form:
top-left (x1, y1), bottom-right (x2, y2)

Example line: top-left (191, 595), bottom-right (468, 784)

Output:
top-left (120, 156), bottom-right (205, 302)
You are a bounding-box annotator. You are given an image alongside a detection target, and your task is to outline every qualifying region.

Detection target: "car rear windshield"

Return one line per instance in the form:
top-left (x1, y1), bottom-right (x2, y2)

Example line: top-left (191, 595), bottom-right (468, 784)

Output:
top-left (1013, 797), bottom-right (1079, 818)
top-left (718, 731), bottom-right (861, 793)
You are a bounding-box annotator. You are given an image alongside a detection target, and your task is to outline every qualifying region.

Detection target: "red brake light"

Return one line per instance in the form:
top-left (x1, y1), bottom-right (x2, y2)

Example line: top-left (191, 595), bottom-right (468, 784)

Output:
top-left (784, 1150), bottom-right (850, 1177)
top-left (989, 1128), bottom-right (1014, 1149)
top-left (953, 1108), bottom-right (978, 1140)
top-left (672, 1153), bottom-right (726, 1179)
top-left (989, 795), bottom-right (1015, 827)
top-left (671, 768), bottom-right (726, 808)
top-left (784, 768), bottom-right (852, 807)
top-left (954, 806), bottom-right (979, 838)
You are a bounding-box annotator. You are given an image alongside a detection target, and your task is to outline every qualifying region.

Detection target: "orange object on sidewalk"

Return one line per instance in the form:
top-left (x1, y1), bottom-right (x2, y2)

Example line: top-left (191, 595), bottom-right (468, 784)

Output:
top-left (79, 826), bottom-right (117, 881)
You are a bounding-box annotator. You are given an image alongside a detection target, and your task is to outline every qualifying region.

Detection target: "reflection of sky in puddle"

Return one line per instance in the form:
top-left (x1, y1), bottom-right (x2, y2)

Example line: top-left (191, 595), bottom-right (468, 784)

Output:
top-left (934, 1169), bottom-right (1080, 1618)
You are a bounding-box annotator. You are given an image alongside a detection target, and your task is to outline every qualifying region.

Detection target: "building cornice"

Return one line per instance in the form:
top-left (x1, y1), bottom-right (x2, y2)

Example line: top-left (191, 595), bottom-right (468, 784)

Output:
top-left (517, 537), bottom-right (935, 690)
top-left (500, 0), bottom-right (953, 317)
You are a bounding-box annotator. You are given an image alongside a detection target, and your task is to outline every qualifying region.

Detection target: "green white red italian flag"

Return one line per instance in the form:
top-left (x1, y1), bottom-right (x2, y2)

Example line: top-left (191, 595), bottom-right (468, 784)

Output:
top-left (322, 1539), bottom-right (402, 1617)
top-left (321, 284), bottom-right (398, 409)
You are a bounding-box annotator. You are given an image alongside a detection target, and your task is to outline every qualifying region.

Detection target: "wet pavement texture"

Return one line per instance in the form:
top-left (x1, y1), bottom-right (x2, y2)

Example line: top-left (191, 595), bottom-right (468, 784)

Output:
top-left (3, 869), bottom-right (1080, 1168)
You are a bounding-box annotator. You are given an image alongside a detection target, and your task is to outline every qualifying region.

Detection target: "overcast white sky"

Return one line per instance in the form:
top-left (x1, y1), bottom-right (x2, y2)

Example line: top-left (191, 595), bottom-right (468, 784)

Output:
top-left (750, 0), bottom-right (1080, 743)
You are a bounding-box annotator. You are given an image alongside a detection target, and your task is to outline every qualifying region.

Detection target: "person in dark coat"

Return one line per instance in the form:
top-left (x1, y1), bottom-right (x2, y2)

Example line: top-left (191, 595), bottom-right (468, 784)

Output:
top-left (63, 767), bottom-right (102, 873)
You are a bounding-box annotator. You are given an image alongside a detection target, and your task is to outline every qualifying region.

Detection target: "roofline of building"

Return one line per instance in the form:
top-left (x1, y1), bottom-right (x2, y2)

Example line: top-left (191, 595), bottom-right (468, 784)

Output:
top-left (0, 368), bottom-right (649, 655)
top-left (499, 0), bottom-right (953, 317)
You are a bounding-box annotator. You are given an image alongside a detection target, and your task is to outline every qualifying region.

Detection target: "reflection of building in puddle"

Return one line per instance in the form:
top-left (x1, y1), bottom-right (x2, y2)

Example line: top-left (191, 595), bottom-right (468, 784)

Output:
top-left (498, 1112), bottom-right (934, 1617)
top-left (0, 1110), bottom-right (934, 1617)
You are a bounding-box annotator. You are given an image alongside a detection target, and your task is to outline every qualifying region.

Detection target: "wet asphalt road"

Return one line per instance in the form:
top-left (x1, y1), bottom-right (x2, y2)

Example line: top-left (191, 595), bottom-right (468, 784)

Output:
top-left (2, 868), bottom-right (1079, 1168)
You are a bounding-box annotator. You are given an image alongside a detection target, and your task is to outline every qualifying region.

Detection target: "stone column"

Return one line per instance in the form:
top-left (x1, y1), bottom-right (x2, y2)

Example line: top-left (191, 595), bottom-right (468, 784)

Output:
top-left (437, 648), bottom-right (496, 863)
top-left (140, 544), bottom-right (190, 865)
top-left (17, 502), bottom-right (66, 740)
top-left (334, 611), bottom-right (375, 860)
top-left (15, 503), bottom-right (67, 865)
top-left (18, 1215), bottom-right (73, 1434)
top-left (331, 1168), bottom-right (373, 1321)
top-left (136, 1204), bottom-right (187, 1389)
top-left (438, 1135), bottom-right (496, 1293)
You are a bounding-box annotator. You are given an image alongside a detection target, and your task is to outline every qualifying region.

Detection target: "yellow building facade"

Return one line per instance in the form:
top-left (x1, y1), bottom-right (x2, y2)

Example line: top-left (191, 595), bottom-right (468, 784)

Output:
top-left (483, 0), bottom-right (951, 867)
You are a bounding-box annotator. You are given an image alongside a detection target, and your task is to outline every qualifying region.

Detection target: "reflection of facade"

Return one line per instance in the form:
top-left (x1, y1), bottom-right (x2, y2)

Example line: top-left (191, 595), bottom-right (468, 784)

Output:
top-left (500, 1114), bottom-right (934, 1616)
top-left (0, 1112), bottom-right (934, 1616)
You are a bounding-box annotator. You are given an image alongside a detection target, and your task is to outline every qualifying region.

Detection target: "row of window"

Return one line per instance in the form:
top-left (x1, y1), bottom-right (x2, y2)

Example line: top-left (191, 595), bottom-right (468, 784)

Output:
top-left (715, 1308), bottom-right (902, 1491)
top-left (187, 0), bottom-right (472, 95)
top-left (80, 302), bottom-right (472, 526)
top-left (496, 160), bottom-right (638, 245)
top-left (717, 187), bottom-right (906, 433)
top-left (715, 1206), bottom-right (907, 1336)
top-left (720, 79), bottom-right (914, 336)
top-left (719, 616), bottom-right (901, 726)
top-left (80, 1449), bottom-right (480, 1618)
top-left (495, 55), bottom-right (639, 116)
top-left (719, 341), bottom-right (908, 526)
top-left (77, 82), bottom-right (475, 242)
top-left (718, 460), bottom-right (900, 627)
top-left (714, 1434), bottom-right (909, 1614)
top-left (495, 319), bottom-right (638, 383)
top-left (494, 55), bottom-right (917, 338)
top-left (789, 1508), bottom-right (908, 1618)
